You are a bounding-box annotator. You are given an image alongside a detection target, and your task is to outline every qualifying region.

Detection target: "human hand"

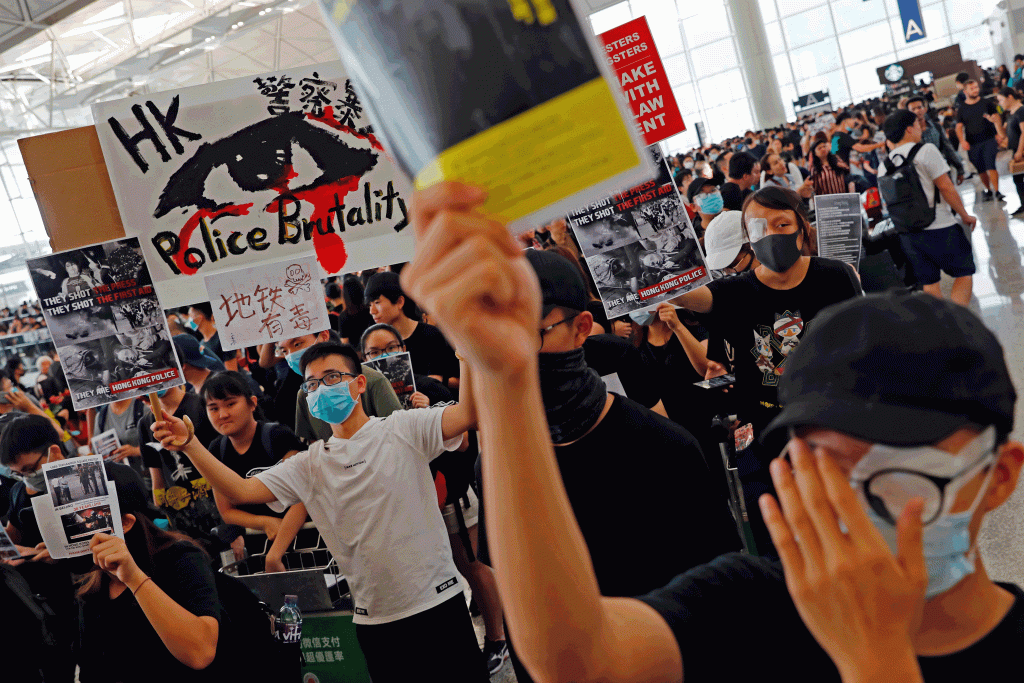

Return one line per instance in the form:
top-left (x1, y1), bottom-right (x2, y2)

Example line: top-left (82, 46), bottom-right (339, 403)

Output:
top-left (111, 445), bottom-right (141, 462)
top-left (961, 140), bottom-right (971, 151)
top-left (704, 361), bottom-right (728, 380)
top-left (956, 173), bottom-right (965, 185)
top-left (231, 535), bottom-right (245, 562)
top-left (262, 517), bottom-right (282, 542)
top-left (1015, 152), bottom-right (1024, 163)
top-left (962, 214), bottom-right (978, 231)
top-left (410, 391), bottom-right (430, 409)
top-left (151, 410), bottom-right (195, 451)
top-left (401, 183), bottom-right (542, 376)
top-left (265, 553), bottom-right (286, 573)
top-left (758, 438), bottom-right (927, 682)
top-left (90, 533), bottom-right (146, 588)
top-left (656, 303), bottom-right (682, 331)
top-left (4, 388), bottom-right (34, 412)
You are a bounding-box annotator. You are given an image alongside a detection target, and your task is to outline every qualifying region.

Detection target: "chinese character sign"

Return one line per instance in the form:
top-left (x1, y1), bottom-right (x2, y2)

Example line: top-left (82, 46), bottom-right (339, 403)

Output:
top-left (93, 62), bottom-right (415, 309)
top-left (204, 256), bottom-right (331, 351)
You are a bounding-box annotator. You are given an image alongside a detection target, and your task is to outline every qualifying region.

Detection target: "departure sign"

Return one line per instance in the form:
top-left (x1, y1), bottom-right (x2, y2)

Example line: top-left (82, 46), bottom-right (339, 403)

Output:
top-left (599, 16), bottom-right (686, 145)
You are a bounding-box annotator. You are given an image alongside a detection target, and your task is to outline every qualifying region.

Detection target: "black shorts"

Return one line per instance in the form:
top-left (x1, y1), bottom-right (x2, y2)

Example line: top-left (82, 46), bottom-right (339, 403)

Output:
top-left (898, 225), bottom-right (976, 285)
top-left (355, 594), bottom-right (488, 683)
top-left (967, 137), bottom-right (999, 173)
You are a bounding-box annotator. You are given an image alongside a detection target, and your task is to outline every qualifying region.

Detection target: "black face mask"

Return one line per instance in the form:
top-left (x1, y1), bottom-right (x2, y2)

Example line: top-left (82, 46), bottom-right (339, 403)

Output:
top-left (751, 230), bottom-right (803, 273)
top-left (537, 348), bottom-right (607, 444)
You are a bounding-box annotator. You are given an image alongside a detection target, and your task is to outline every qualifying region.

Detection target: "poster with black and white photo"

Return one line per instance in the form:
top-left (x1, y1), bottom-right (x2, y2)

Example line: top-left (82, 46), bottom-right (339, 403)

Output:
top-left (0, 524), bottom-right (22, 560)
top-left (568, 145), bottom-right (710, 318)
top-left (91, 429), bottom-right (121, 460)
top-left (31, 455), bottom-right (124, 558)
top-left (26, 237), bottom-right (184, 410)
top-left (363, 351), bottom-right (417, 410)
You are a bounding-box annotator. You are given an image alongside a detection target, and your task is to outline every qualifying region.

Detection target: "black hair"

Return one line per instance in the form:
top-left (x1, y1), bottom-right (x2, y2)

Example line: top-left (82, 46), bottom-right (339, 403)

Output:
top-left (905, 95), bottom-right (927, 107)
top-left (740, 186), bottom-right (811, 243)
top-left (999, 86), bottom-right (1021, 101)
top-left (341, 277), bottom-right (366, 314)
top-left (359, 323), bottom-right (404, 354)
top-left (363, 271), bottom-right (403, 306)
top-left (834, 112), bottom-right (852, 125)
top-left (728, 152), bottom-right (758, 179)
top-left (0, 414), bottom-right (60, 465)
top-left (188, 302), bottom-right (214, 320)
top-left (201, 371), bottom-right (265, 421)
top-left (883, 109), bottom-right (918, 143)
top-left (298, 341), bottom-right (363, 376)
top-left (955, 72), bottom-right (969, 83)
top-left (5, 357), bottom-right (24, 375)
top-left (324, 282), bottom-right (342, 300)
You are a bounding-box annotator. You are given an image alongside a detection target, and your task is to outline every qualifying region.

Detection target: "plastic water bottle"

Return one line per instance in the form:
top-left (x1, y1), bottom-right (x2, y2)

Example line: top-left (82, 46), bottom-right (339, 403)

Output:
top-left (276, 594), bottom-right (303, 645)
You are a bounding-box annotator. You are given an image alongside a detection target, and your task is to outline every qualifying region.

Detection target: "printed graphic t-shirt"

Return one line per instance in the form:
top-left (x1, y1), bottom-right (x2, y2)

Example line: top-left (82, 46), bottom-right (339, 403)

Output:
top-left (704, 257), bottom-right (863, 436)
top-left (255, 406), bottom-right (464, 625)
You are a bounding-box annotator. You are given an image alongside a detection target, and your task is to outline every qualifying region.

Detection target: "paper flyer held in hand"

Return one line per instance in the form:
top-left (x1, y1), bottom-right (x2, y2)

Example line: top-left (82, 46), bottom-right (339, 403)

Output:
top-left (317, 0), bottom-right (652, 230)
top-left (91, 429), bottom-right (122, 460)
top-left (32, 455), bottom-right (124, 559)
top-left (204, 255), bottom-right (332, 351)
top-left (363, 351), bottom-right (417, 410)
top-left (569, 145), bottom-right (711, 319)
top-left (0, 524), bottom-right (22, 561)
top-left (92, 62), bottom-right (415, 309)
top-left (26, 237), bottom-right (185, 411)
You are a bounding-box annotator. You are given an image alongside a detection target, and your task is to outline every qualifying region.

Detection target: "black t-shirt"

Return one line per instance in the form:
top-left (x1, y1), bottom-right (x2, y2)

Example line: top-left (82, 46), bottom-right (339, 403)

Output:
top-left (704, 257), bottom-right (862, 437)
top-left (583, 334), bottom-right (660, 409)
top-left (415, 374), bottom-right (453, 405)
top-left (403, 321), bottom-right (458, 382)
top-left (79, 542), bottom-right (224, 683)
top-left (832, 130), bottom-right (856, 164)
top-left (957, 99), bottom-right (998, 144)
top-left (7, 460), bottom-right (145, 548)
top-left (547, 395), bottom-right (741, 597)
top-left (640, 552), bottom-right (1024, 683)
top-left (1008, 108), bottom-right (1024, 155)
top-left (720, 182), bottom-right (750, 211)
top-left (209, 421), bottom-right (304, 518)
top-left (337, 307), bottom-right (374, 345)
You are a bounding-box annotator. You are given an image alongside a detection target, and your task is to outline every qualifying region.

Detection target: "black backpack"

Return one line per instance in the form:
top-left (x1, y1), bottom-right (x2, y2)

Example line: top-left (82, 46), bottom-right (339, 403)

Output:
top-left (878, 143), bottom-right (939, 233)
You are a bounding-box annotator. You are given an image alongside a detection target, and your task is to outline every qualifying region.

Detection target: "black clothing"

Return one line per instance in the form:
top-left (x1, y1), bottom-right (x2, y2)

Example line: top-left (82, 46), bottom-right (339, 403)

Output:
top-left (199, 331), bottom-right (231, 366)
top-left (1007, 107), bottom-right (1024, 156)
top-left (585, 299), bottom-right (610, 335)
top-left (582, 334), bottom-right (660, 409)
top-left (79, 542), bottom-right (224, 683)
top-left (832, 130), bottom-right (856, 164)
top-left (209, 421), bottom-right (303, 518)
top-left (337, 307), bottom-right (374, 345)
top-left (641, 552), bottom-right (1024, 683)
top-left (415, 373), bottom-right (454, 405)
top-left (957, 99), bottom-right (999, 145)
top-left (720, 181), bottom-right (750, 211)
top-left (403, 322), bottom-right (458, 383)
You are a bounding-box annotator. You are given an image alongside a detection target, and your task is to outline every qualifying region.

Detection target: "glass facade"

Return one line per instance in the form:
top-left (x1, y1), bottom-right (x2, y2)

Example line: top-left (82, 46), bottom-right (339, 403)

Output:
top-left (591, 0), bottom-right (999, 152)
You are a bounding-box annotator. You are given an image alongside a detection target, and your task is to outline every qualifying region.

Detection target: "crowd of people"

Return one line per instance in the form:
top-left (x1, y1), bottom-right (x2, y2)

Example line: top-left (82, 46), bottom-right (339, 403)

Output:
top-left (0, 55), bottom-right (1023, 683)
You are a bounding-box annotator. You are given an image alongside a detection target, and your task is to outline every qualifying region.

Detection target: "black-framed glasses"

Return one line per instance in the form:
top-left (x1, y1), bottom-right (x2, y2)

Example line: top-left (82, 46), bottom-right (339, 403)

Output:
top-left (364, 342), bottom-right (404, 360)
top-left (11, 451), bottom-right (47, 477)
top-left (539, 312), bottom-right (581, 345)
top-left (303, 370), bottom-right (358, 394)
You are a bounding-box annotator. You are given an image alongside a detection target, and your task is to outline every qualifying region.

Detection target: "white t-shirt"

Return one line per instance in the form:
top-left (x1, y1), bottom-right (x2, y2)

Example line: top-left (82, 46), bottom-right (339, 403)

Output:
top-left (878, 142), bottom-right (956, 231)
top-left (255, 406), bottom-right (464, 625)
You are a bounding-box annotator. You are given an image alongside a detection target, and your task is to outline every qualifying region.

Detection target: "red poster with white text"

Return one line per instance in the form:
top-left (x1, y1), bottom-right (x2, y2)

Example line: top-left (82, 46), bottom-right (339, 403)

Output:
top-left (599, 17), bottom-right (686, 146)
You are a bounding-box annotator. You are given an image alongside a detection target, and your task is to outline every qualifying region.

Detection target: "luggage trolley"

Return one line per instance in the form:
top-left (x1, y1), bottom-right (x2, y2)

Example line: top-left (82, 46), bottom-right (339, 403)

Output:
top-left (711, 415), bottom-right (759, 555)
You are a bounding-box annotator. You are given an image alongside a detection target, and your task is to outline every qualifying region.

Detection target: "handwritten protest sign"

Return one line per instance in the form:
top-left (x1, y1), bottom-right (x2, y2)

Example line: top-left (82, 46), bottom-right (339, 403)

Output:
top-left (569, 145), bottom-right (710, 318)
top-left (204, 256), bottom-right (332, 351)
top-left (93, 62), bottom-right (415, 309)
top-left (27, 237), bottom-right (184, 410)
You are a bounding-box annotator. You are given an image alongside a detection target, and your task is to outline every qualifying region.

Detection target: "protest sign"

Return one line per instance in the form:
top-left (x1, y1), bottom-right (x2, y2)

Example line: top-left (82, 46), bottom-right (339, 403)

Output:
top-left (363, 351), bottom-right (417, 410)
top-left (26, 237), bottom-right (184, 411)
top-left (317, 0), bottom-right (651, 231)
top-left (91, 429), bottom-right (121, 460)
top-left (0, 524), bottom-right (21, 560)
top-left (204, 256), bottom-right (331, 351)
top-left (92, 63), bottom-right (415, 309)
top-left (598, 16), bottom-right (686, 145)
top-left (814, 193), bottom-right (863, 270)
top-left (32, 455), bottom-right (124, 559)
top-left (569, 145), bottom-right (710, 318)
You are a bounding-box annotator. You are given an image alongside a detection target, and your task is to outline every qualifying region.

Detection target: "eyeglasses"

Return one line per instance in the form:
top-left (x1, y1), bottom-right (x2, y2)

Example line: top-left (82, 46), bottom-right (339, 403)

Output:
top-left (11, 451), bottom-right (47, 478)
top-left (364, 342), bottom-right (403, 360)
top-left (303, 370), bottom-right (358, 394)
top-left (723, 246), bottom-right (753, 274)
top-left (539, 312), bottom-right (581, 345)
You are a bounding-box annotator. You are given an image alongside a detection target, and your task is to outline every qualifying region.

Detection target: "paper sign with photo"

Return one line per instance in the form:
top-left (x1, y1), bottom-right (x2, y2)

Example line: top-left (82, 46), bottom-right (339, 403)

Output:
top-left (26, 237), bottom-right (184, 411)
top-left (33, 455), bottom-right (124, 558)
top-left (92, 62), bottom-right (416, 309)
top-left (204, 255), bottom-right (332, 351)
top-left (569, 145), bottom-right (711, 319)
top-left (363, 351), bottom-right (417, 410)
top-left (91, 429), bottom-right (121, 460)
top-left (0, 524), bottom-right (22, 561)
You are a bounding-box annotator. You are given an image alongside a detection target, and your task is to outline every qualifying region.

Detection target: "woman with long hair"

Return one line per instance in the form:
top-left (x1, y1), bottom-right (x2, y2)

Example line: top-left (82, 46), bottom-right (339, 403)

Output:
top-left (808, 136), bottom-right (854, 195)
top-left (336, 276), bottom-right (373, 346)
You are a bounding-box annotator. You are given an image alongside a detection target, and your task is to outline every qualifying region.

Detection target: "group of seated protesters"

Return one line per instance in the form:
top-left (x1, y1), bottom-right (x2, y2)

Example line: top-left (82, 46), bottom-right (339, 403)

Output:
top-left (0, 300), bottom-right (47, 337)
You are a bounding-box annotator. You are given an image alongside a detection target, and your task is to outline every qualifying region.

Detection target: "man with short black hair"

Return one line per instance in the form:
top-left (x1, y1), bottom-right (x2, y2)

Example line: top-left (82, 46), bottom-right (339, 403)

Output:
top-left (956, 79), bottom-right (1007, 201)
top-left (954, 71), bottom-right (970, 106)
top-left (720, 152), bottom-right (759, 211)
top-left (907, 95), bottom-right (965, 184)
top-left (997, 87), bottom-right (1024, 216)
top-left (686, 177), bottom-right (723, 235)
top-left (831, 112), bottom-right (885, 166)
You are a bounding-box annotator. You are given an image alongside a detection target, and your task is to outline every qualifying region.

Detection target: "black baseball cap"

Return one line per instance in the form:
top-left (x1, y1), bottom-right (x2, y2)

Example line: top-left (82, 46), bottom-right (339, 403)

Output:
top-left (686, 177), bottom-right (719, 203)
top-left (172, 334), bottom-right (226, 372)
top-left (763, 291), bottom-right (1016, 446)
top-left (524, 249), bottom-right (587, 317)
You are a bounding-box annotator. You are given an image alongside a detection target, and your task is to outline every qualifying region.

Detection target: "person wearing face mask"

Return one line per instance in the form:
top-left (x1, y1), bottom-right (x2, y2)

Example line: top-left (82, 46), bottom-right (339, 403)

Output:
top-left (151, 342), bottom-right (489, 683)
top-left (669, 186), bottom-right (863, 556)
top-left (186, 303), bottom-right (238, 372)
top-left (831, 111), bottom-right (885, 166)
top-left (686, 177), bottom-right (724, 234)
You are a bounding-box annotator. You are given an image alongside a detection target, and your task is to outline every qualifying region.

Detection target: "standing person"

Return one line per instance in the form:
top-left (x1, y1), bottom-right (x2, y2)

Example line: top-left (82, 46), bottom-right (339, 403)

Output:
top-left (879, 110), bottom-right (979, 306)
top-left (152, 342), bottom-right (489, 683)
top-left (830, 112), bottom-right (885, 166)
top-left (996, 87), bottom-right (1024, 217)
top-left (186, 303), bottom-right (237, 372)
top-left (402, 182), bottom-right (1024, 683)
top-left (908, 96), bottom-right (966, 184)
top-left (809, 137), bottom-right (854, 195)
top-left (1009, 55), bottom-right (1023, 87)
top-left (956, 79), bottom-right (1007, 201)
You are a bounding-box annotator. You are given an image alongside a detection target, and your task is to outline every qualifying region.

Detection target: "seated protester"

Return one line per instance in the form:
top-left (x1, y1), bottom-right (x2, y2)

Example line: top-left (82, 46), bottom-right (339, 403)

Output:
top-left (136, 384), bottom-right (226, 560)
top-left (580, 329), bottom-right (666, 417)
top-left (361, 323), bottom-right (451, 406)
top-left (76, 485), bottom-right (225, 683)
top-left (336, 276), bottom-right (374, 346)
top-left (364, 271), bottom-right (460, 390)
top-left (403, 184), bottom-right (1024, 683)
top-left (720, 152), bottom-right (760, 211)
top-left (152, 342), bottom-right (489, 683)
top-left (1, 414), bottom-right (148, 683)
top-left (201, 372), bottom-right (305, 569)
top-left (542, 245), bottom-right (609, 335)
top-left (686, 177), bottom-right (723, 237)
top-left (186, 302), bottom-right (238, 372)
top-left (280, 330), bottom-right (402, 443)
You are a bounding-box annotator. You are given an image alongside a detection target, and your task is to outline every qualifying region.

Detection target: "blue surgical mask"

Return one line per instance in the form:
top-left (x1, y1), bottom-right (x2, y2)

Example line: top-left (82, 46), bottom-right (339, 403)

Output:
top-left (628, 310), bottom-right (657, 326)
top-left (186, 319), bottom-right (199, 331)
top-left (156, 388), bottom-right (169, 398)
top-left (286, 347), bottom-right (307, 376)
top-left (696, 191), bottom-right (724, 215)
top-left (306, 379), bottom-right (357, 424)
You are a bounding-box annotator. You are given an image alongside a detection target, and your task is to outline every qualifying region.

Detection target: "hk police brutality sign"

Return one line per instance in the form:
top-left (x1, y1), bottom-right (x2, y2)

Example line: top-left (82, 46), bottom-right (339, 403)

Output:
top-left (93, 62), bottom-right (415, 309)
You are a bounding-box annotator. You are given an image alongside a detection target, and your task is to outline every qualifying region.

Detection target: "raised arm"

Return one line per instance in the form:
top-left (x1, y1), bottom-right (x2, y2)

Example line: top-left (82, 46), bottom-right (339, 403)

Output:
top-left (440, 359), bottom-right (476, 439)
top-left (668, 285), bottom-right (713, 314)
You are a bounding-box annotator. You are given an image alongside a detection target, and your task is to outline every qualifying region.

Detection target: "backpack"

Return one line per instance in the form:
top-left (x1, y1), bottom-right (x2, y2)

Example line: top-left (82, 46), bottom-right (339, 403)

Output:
top-left (878, 143), bottom-right (939, 233)
top-left (213, 570), bottom-right (300, 681)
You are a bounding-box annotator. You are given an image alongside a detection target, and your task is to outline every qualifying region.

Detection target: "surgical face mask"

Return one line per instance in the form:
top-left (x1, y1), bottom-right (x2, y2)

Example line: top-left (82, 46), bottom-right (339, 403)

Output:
top-left (849, 427), bottom-right (999, 599)
top-left (156, 388), bottom-right (170, 398)
top-left (683, 160), bottom-right (694, 169)
top-left (628, 310), bottom-right (657, 326)
top-left (747, 217), bottom-right (803, 273)
top-left (186, 318), bottom-right (199, 331)
top-left (286, 347), bottom-right (308, 376)
top-left (13, 449), bottom-right (52, 491)
top-left (306, 378), bottom-right (358, 424)
top-left (695, 191), bottom-right (724, 215)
